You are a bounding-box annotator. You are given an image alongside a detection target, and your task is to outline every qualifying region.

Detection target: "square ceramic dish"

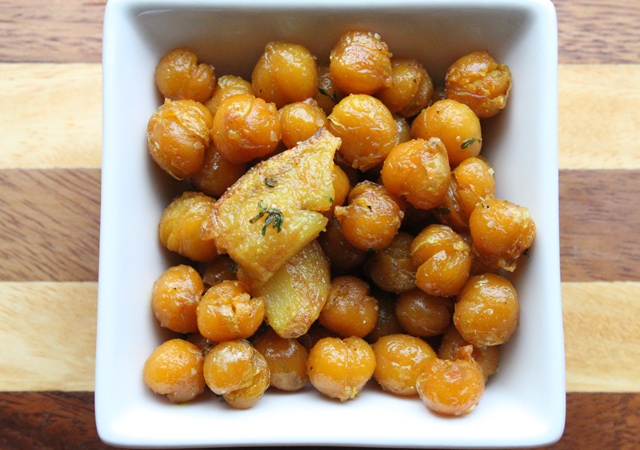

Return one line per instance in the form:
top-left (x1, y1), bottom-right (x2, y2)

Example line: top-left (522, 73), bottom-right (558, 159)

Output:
top-left (96, 0), bottom-right (564, 447)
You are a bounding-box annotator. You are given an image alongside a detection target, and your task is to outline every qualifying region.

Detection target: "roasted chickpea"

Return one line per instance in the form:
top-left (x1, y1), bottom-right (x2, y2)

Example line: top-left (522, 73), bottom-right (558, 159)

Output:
top-left (252, 41), bottom-right (318, 109)
top-left (416, 347), bottom-right (485, 416)
top-left (365, 232), bottom-right (416, 294)
top-left (469, 198), bottom-right (536, 271)
top-left (454, 157), bottom-right (496, 218)
top-left (307, 336), bottom-right (376, 401)
top-left (212, 94), bottom-right (282, 164)
top-left (373, 334), bottom-right (436, 396)
top-left (433, 177), bottom-right (469, 231)
top-left (155, 48), bottom-right (215, 103)
top-left (204, 74), bottom-right (254, 118)
top-left (201, 255), bottom-right (237, 289)
top-left (396, 288), bottom-right (452, 337)
top-left (445, 50), bottom-right (512, 119)
top-left (143, 339), bottom-right (205, 403)
top-left (151, 265), bottom-right (204, 334)
top-left (190, 142), bottom-right (245, 198)
top-left (365, 289), bottom-right (404, 343)
top-left (454, 273), bottom-right (519, 347)
top-left (438, 325), bottom-right (499, 381)
top-left (411, 224), bottom-right (472, 297)
top-left (320, 276), bottom-right (379, 338)
top-left (394, 115), bottom-right (412, 144)
top-left (203, 339), bottom-right (270, 409)
top-left (335, 181), bottom-right (405, 251)
top-left (323, 164), bottom-right (350, 219)
top-left (158, 191), bottom-right (218, 262)
top-left (328, 94), bottom-right (398, 171)
top-left (197, 280), bottom-right (265, 342)
top-left (318, 218), bottom-right (368, 273)
top-left (314, 64), bottom-right (344, 115)
top-left (187, 332), bottom-right (217, 354)
top-left (253, 328), bottom-right (309, 391)
top-left (278, 99), bottom-right (329, 149)
top-left (147, 99), bottom-right (213, 179)
top-left (381, 138), bottom-right (450, 210)
top-left (376, 58), bottom-right (433, 118)
top-left (330, 31), bottom-right (392, 95)
top-left (297, 324), bottom-right (337, 353)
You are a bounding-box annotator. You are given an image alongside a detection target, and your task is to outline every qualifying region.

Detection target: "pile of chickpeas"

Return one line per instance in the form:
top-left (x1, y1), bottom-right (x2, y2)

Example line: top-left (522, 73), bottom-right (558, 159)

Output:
top-left (143, 30), bottom-right (535, 416)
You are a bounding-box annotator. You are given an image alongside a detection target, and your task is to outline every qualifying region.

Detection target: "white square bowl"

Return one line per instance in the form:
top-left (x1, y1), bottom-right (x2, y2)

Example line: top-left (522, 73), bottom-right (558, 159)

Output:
top-left (96, 0), bottom-right (564, 447)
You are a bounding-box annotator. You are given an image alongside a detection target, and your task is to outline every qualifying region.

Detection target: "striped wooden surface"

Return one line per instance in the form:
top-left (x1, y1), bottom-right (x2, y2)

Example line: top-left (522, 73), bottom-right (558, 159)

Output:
top-left (0, 0), bottom-right (639, 448)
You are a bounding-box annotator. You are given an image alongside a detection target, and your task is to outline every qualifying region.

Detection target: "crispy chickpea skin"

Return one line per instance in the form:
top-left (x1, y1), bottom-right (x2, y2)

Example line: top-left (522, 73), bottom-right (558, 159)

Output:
top-left (394, 115), bottom-right (412, 144)
top-left (204, 74), bottom-right (254, 118)
top-left (203, 339), bottom-right (270, 409)
top-left (212, 94), bottom-right (282, 164)
top-left (330, 30), bottom-right (393, 95)
top-left (328, 94), bottom-right (398, 171)
top-left (365, 232), bottom-right (416, 294)
top-left (445, 50), bottom-right (512, 119)
top-left (307, 336), bottom-right (376, 401)
top-left (278, 99), bottom-right (329, 149)
top-left (201, 255), bottom-right (237, 289)
top-left (158, 191), bottom-right (218, 262)
top-left (143, 339), bottom-right (205, 403)
top-left (147, 99), bottom-right (213, 180)
top-left (396, 288), bottom-right (452, 337)
top-left (253, 328), bottom-right (309, 391)
top-left (411, 99), bottom-right (482, 167)
top-left (454, 273), bottom-right (520, 347)
top-left (320, 276), bottom-right (379, 338)
top-left (365, 289), bottom-right (404, 343)
top-left (318, 218), bottom-right (368, 272)
top-left (152, 265), bottom-right (204, 334)
top-left (155, 48), bottom-right (216, 103)
top-left (376, 58), bottom-right (433, 118)
top-left (381, 138), bottom-right (451, 211)
top-left (197, 280), bottom-right (265, 342)
top-left (335, 181), bottom-right (405, 251)
top-left (252, 41), bottom-right (318, 109)
top-left (438, 325), bottom-right (499, 381)
top-left (411, 224), bottom-right (472, 297)
top-left (373, 334), bottom-right (436, 396)
top-left (190, 142), bottom-right (246, 198)
top-left (314, 64), bottom-right (344, 115)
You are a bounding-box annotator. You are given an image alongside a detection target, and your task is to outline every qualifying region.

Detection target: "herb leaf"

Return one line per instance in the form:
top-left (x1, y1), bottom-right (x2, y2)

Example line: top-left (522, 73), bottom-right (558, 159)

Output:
top-left (461, 138), bottom-right (482, 149)
top-left (318, 87), bottom-right (339, 103)
top-left (230, 262), bottom-right (238, 272)
top-left (264, 177), bottom-right (278, 188)
top-left (436, 206), bottom-right (451, 215)
top-left (250, 201), bottom-right (284, 236)
top-left (324, 195), bottom-right (334, 204)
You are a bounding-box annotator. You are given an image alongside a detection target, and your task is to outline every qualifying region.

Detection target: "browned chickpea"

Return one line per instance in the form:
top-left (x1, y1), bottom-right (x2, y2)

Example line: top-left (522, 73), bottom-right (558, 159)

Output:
top-left (201, 255), bottom-right (237, 289)
top-left (381, 138), bottom-right (450, 210)
top-left (278, 99), bottom-right (328, 149)
top-left (143, 339), bottom-right (205, 403)
top-left (318, 218), bottom-right (368, 272)
top-left (253, 328), bottom-right (309, 391)
top-left (158, 191), bottom-right (218, 262)
top-left (314, 64), bottom-right (344, 115)
top-left (411, 224), bottom-right (472, 297)
top-left (365, 289), bottom-right (404, 343)
top-left (321, 165), bottom-right (350, 220)
top-left (152, 265), bottom-right (204, 334)
top-left (197, 280), bottom-right (265, 342)
top-left (396, 288), bottom-right (452, 337)
top-left (445, 50), bottom-right (512, 119)
top-left (204, 74), bottom-right (254, 118)
top-left (212, 94), bottom-right (281, 164)
top-left (155, 48), bottom-right (215, 103)
top-left (438, 325), bottom-right (499, 381)
top-left (454, 273), bottom-right (520, 347)
top-left (297, 324), bottom-right (337, 353)
top-left (147, 99), bottom-right (213, 180)
top-left (454, 157), bottom-right (496, 218)
top-left (307, 336), bottom-right (376, 401)
top-left (335, 181), bottom-right (405, 251)
top-left (190, 142), bottom-right (245, 198)
top-left (394, 115), bottom-right (412, 144)
top-left (469, 198), bottom-right (536, 271)
top-left (320, 276), bottom-right (379, 338)
top-left (416, 346), bottom-right (485, 416)
top-left (365, 232), bottom-right (416, 294)
top-left (252, 41), bottom-right (318, 109)
top-left (203, 339), bottom-right (270, 409)
top-left (373, 334), bottom-right (436, 396)
top-left (433, 177), bottom-right (469, 231)
top-left (328, 94), bottom-right (398, 171)
top-left (330, 31), bottom-right (392, 95)
top-left (187, 332), bottom-right (217, 354)
top-left (376, 58), bottom-right (433, 118)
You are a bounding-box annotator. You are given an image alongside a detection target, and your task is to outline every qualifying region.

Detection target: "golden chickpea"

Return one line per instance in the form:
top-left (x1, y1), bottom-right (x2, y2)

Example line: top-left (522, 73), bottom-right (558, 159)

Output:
top-left (204, 75), bottom-right (254, 118)
top-left (307, 336), bottom-right (376, 401)
top-left (143, 339), bottom-right (205, 403)
top-left (158, 191), bottom-right (218, 262)
top-left (365, 289), bottom-right (404, 343)
top-left (365, 232), bottom-right (416, 294)
top-left (376, 58), bottom-right (433, 118)
top-left (190, 142), bottom-right (246, 198)
top-left (329, 30), bottom-right (393, 95)
top-left (325, 164), bottom-right (351, 219)
top-left (318, 218), bottom-right (368, 273)
top-left (438, 325), bottom-right (499, 381)
top-left (314, 64), bottom-right (344, 115)
top-left (187, 332), bottom-right (217, 355)
top-left (151, 265), bottom-right (204, 334)
top-left (433, 177), bottom-right (469, 231)
top-left (445, 50), bottom-right (512, 119)
top-left (212, 94), bottom-right (282, 164)
top-left (328, 94), bottom-right (398, 171)
top-left (253, 328), bottom-right (309, 391)
top-left (203, 339), bottom-right (270, 409)
top-left (335, 181), bottom-right (405, 251)
top-left (381, 138), bottom-right (450, 210)
top-left (320, 276), bottom-right (379, 338)
top-left (396, 288), bottom-right (452, 337)
top-left (201, 255), bottom-right (237, 289)
top-left (454, 157), bottom-right (496, 217)
top-left (154, 48), bottom-right (215, 103)
top-left (147, 99), bottom-right (213, 180)
top-left (252, 41), bottom-right (318, 109)
top-left (469, 198), bottom-right (536, 271)
top-left (394, 115), bottom-right (412, 144)
top-left (411, 99), bottom-right (482, 167)
top-left (297, 324), bottom-right (337, 353)
top-left (278, 98), bottom-right (328, 149)
top-left (454, 273), bottom-right (520, 347)
top-left (373, 334), bottom-right (436, 396)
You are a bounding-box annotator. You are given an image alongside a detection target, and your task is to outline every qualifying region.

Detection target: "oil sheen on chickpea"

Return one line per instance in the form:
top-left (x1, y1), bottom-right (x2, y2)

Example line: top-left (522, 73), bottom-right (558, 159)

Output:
top-left (320, 276), bottom-right (379, 338)
top-left (204, 74), bottom-right (254, 118)
top-left (376, 58), bottom-right (433, 118)
top-left (365, 232), bottom-right (416, 294)
top-left (438, 325), bottom-right (499, 381)
top-left (155, 47), bottom-right (216, 103)
top-left (396, 288), bottom-right (452, 337)
top-left (253, 328), bottom-right (309, 391)
top-left (190, 142), bottom-right (245, 198)
top-left (151, 264), bottom-right (204, 334)
top-left (278, 99), bottom-right (328, 149)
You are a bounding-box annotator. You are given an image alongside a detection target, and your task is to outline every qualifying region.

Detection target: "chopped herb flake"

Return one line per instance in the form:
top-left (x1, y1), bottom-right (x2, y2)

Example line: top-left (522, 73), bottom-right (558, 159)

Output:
top-left (436, 206), bottom-right (451, 215)
top-left (250, 201), bottom-right (284, 236)
top-left (461, 138), bottom-right (482, 149)
top-left (264, 177), bottom-right (278, 188)
top-left (319, 87), bottom-right (339, 103)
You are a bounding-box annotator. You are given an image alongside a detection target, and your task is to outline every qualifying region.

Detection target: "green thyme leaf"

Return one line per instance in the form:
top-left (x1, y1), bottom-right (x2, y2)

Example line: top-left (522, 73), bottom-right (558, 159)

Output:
top-left (265, 177), bottom-right (278, 188)
top-left (461, 138), bottom-right (482, 149)
top-left (230, 262), bottom-right (238, 272)
top-left (324, 195), bottom-right (334, 204)
top-left (250, 201), bottom-right (284, 236)
top-left (436, 206), bottom-right (451, 215)
top-left (319, 87), bottom-right (339, 103)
